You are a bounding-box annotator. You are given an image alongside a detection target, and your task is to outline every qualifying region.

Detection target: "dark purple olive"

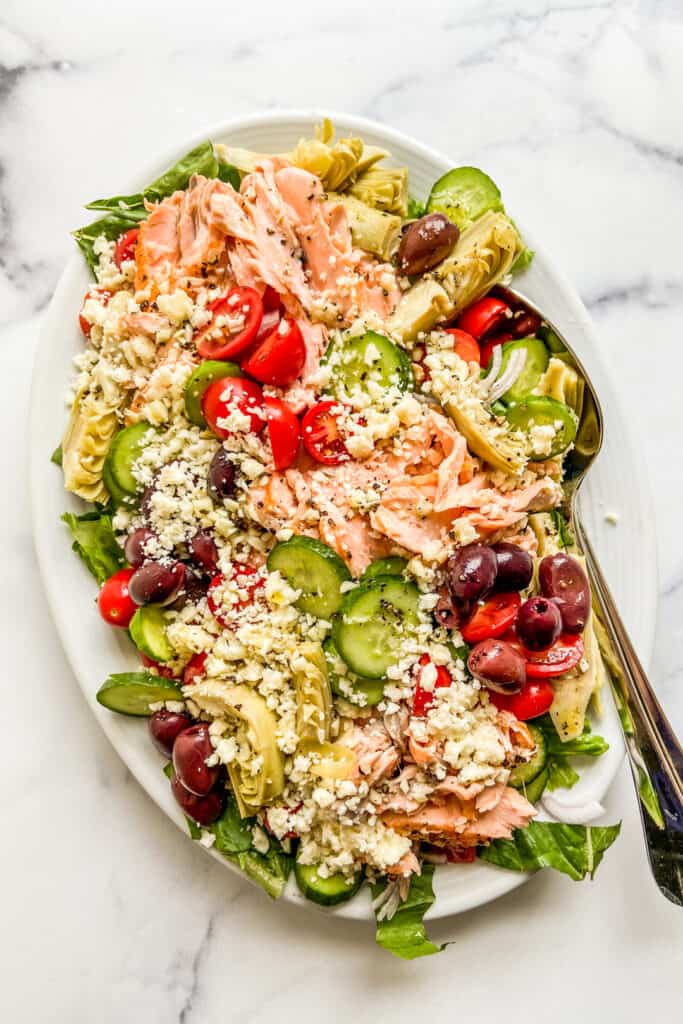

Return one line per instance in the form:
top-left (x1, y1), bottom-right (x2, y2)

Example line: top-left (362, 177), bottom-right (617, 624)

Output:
top-left (516, 596), bottom-right (562, 651)
top-left (446, 543), bottom-right (497, 603)
top-left (539, 553), bottom-right (590, 634)
top-left (434, 586), bottom-right (468, 629)
top-left (171, 775), bottom-right (224, 826)
top-left (207, 448), bottom-right (236, 502)
top-left (491, 542), bottom-right (533, 592)
top-left (468, 638), bottom-right (526, 693)
top-left (173, 723), bottom-right (218, 796)
top-left (397, 213), bottom-right (459, 276)
top-left (129, 560), bottom-right (186, 606)
top-left (190, 531), bottom-right (218, 576)
top-left (124, 527), bottom-right (157, 568)
top-left (148, 710), bottom-right (192, 758)
top-left (510, 311), bottom-right (542, 338)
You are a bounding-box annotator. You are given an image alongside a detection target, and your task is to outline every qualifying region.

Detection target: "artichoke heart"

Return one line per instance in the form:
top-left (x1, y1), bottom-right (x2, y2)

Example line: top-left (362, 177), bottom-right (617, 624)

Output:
top-left (328, 193), bottom-right (402, 260)
top-left (191, 679), bottom-right (285, 817)
top-left (292, 642), bottom-right (332, 744)
top-left (537, 356), bottom-right (585, 421)
top-left (348, 166), bottom-right (408, 216)
top-left (62, 387), bottom-right (119, 503)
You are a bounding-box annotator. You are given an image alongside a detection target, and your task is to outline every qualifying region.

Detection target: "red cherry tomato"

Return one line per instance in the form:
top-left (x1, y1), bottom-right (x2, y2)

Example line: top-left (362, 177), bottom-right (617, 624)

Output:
top-left (98, 568), bottom-right (137, 627)
top-left (262, 286), bottom-right (283, 312)
top-left (460, 593), bottom-right (522, 645)
top-left (139, 652), bottom-right (177, 680)
top-left (264, 396), bottom-right (300, 470)
top-left (412, 654), bottom-right (452, 717)
top-left (506, 631), bottom-right (585, 680)
top-left (202, 377), bottom-right (265, 439)
top-left (78, 287), bottom-right (112, 337)
top-left (207, 564), bottom-right (263, 625)
top-left (444, 328), bottom-right (480, 365)
top-left (445, 847), bottom-right (477, 864)
top-left (196, 287), bottom-right (264, 360)
top-left (182, 651), bottom-right (208, 687)
top-left (301, 401), bottom-right (350, 465)
top-left (480, 333), bottom-right (514, 370)
top-left (113, 228), bottom-right (139, 268)
top-left (241, 318), bottom-right (306, 386)
top-left (457, 296), bottom-right (511, 340)
top-left (488, 680), bottom-right (554, 720)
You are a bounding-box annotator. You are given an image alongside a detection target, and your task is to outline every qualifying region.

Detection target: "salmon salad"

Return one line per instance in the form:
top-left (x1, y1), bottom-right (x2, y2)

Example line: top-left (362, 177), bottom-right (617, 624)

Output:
top-left (57, 121), bottom-right (620, 958)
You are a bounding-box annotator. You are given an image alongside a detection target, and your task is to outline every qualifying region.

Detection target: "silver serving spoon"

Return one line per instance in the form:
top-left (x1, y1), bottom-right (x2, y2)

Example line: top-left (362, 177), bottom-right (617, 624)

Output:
top-left (507, 287), bottom-right (683, 906)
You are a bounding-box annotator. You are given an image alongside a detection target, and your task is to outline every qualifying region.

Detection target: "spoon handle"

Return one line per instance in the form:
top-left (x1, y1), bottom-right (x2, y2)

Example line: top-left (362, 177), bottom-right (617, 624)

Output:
top-left (574, 517), bottom-right (683, 905)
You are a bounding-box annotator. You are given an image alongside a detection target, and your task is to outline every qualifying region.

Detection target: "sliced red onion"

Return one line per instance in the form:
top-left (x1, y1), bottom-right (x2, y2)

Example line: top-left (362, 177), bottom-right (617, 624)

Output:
top-left (487, 348), bottom-right (527, 405)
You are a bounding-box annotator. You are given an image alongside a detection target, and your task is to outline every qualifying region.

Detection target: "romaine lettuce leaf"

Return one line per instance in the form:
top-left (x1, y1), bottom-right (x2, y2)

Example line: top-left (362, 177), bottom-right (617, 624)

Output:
top-left (73, 141), bottom-right (220, 273)
top-left (479, 820), bottom-right (621, 880)
top-left (546, 757), bottom-right (580, 792)
top-left (51, 444), bottom-right (63, 466)
top-left (372, 866), bottom-right (444, 960)
top-left (61, 510), bottom-right (125, 584)
top-left (237, 845), bottom-right (293, 900)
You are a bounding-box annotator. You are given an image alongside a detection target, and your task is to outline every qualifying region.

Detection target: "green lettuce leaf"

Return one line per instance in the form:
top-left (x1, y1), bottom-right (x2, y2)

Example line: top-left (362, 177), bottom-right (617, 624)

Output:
top-left (74, 140), bottom-right (220, 274)
top-left (406, 196), bottom-right (426, 220)
top-left (217, 162), bottom-right (241, 191)
top-left (237, 844), bottom-right (293, 900)
top-left (372, 866), bottom-right (444, 960)
top-left (550, 509), bottom-right (575, 549)
top-left (61, 510), bottom-right (125, 584)
top-left (211, 795), bottom-right (254, 856)
top-left (51, 444), bottom-right (63, 466)
top-left (479, 820), bottom-right (621, 880)
top-left (546, 757), bottom-right (580, 792)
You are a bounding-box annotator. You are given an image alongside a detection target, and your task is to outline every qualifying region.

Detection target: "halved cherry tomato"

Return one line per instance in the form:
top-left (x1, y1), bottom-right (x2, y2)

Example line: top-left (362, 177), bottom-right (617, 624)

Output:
top-left (445, 847), bottom-right (477, 864)
top-left (202, 377), bottom-right (265, 439)
top-left (488, 680), bottom-right (554, 720)
top-left (460, 593), bottom-right (521, 644)
top-left (140, 652), bottom-right (177, 680)
top-left (506, 631), bottom-right (584, 680)
top-left (301, 401), bottom-right (350, 465)
top-left (457, 296), bottom-right (511, 340)
top-left (264, 396), bottom-right (300, 470)
top-left (262, 286), bottom-right (283, 313)
top-left (412, 654), bottom-right (452, 717)
top-left (264, 802), bottom-right (302, 839)
top-left (480, 332), bottom-right (513, 370)
top-left (196, 286), bottom-right (264, 360)
top-left (79, 287), bottom-right (112, 337)
top-left (182, 651), bottom-right (208, 687)
top-left (241, 318), bottom-right (306, 386)
top-left (207, 564), bottom-right (264, 626)
top-left (445, 328), bottom-right (480, 365)
top-left (98, 568), bottom-right (137, 627)
top-left (113, 228), bottom-right (139, 268)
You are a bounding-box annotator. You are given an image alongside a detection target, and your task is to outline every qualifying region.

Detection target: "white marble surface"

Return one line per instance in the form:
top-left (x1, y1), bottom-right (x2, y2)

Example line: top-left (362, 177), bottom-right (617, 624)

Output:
top-left (3, 0), bottom-right (683, 1019)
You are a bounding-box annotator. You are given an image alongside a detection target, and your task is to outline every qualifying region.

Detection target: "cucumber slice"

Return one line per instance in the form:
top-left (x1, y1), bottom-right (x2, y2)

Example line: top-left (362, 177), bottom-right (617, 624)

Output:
top-left (103, 457), bottom-right (132, 508)
top-left (325, 330), bottom-right (413, 397)
top-left (184, 360), bottom-right (241, 427)
top-left (505, 396), bottom-right (578, 459)
top-left (294, 858), bottom-right (362, 906)
top-left (332, 576), bottom-right (420, 679)
top-left (129, 605), bottom-right (173, 662)
top-left (361, 556), bottom-right (408, 582)
top-left (266, 536), bottom-right (351, 619)
top-left (323, 637), bottom-right (385, 707)
top-left (537, 324), bottom-right (567, 355)
top-left (509, 724), bottom-right (548, 788)
top-left (496, 337), bottom-right (549, 403)
top-left (522, 766), bottom-right (549, 804)
top-left (426, 166), bottom-right (503, 230)
top-left (104, 421), bottom-right (157, 498)
top-left (96, 672), bottom-right (182, 716)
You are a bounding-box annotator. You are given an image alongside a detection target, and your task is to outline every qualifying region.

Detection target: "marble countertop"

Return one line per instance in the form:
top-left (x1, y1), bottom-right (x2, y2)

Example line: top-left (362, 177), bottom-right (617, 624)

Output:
top-left (3, 0), bottom-right (683, 1020)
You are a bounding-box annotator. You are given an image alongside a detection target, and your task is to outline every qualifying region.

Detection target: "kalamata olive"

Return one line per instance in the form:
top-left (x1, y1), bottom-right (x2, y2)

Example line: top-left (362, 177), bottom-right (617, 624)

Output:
top-left (129, 560), bottom-right (186, 606)
top-left (434, 585), bottom-right (468, 629)
top-left (148, 710), bottom-right (192, 758)
top-left (516, 596), bottom-right (562, 651)
top-left (171, 775), bottom-right (224, 826)
top-left (397, 213), bottom-right (460, 276)
top-left (511, 311), bottom-right (542, 338)
top-left (124, 527), bottom-right (157, 568)
top-left (491, 542), bottom-right (533, 592)
top-left (140, 483), bottom-right (156, 522)
top-left (173, 723), bottom-right (218, 796)
top-left (190, 531), bottom-right (218, 576)
top-left (539, 553), bottom-right (590, 634)
top-left (207, 448), bottom-right (237, 502)
top-left (446, 543), bottom-right (497, 603)
top-left (468, 638), bottom-right (526, 693)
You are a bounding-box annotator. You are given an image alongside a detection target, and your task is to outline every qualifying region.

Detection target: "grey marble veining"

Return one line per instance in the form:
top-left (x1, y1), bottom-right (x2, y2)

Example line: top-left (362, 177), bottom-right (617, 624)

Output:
top-left (2, 1), bottom-right (683, 1020)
